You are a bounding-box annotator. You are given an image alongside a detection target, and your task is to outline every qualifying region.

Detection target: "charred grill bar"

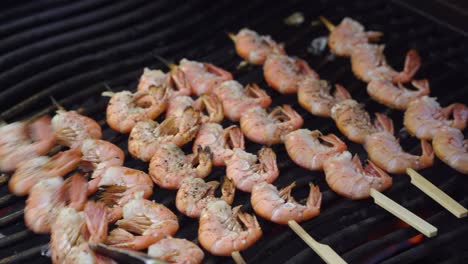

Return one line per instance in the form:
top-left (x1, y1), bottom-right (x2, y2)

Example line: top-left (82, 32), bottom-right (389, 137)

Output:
top-left (0, 0), bottom-right (467, 263)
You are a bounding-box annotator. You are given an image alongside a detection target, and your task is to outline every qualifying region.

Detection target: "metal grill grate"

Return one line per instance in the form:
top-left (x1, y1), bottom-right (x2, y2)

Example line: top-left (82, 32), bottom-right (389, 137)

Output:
top-left (0, 0), bottom-right (467, 263)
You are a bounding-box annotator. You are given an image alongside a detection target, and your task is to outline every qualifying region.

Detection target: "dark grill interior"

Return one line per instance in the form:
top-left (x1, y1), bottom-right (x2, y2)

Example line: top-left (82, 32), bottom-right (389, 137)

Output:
top-left (0, 0), bottom-right (467, 263)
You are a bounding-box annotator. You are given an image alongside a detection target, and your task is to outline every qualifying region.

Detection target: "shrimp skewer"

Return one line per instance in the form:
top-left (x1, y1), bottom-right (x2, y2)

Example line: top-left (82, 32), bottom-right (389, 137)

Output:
top-left (149, 143), bottom-right (212, 190)
top-left (226, 147), bottom-right (279, 192)
top-left (230, 28), bottom-right (286, 65)
top-left (284, 129), bottom-right (347, 171)
top-left (52, 110), bottom-right (102, 148)
top-left (193, 123), bottom-right (245, 166)
top-left (176, 177), bottom-right (235, 218)
top-left (263, 54), bottom-right (319, 94)
top-left (367, 79), bottom-right (430, 111)
top-left (240, 105), bottom-right (303, 145)
top-left (0, 116), bottom-right (56, 172)
top-left (214, 80), bottom-right (272, 122)
top-left (251, 182), bottom-right (322, 224)
top-left (198, 200), bottom-right (262, 256)
top-left (106, 194), bottom-right (179, 250)
top-left (404, 96), bottom-right (468, 140)
top-left (432, 127), bottom-right (468, 174)
top-left (148, 237), bottom-right (204, 264)
top-left (297, 78), bottom-right (351, 118)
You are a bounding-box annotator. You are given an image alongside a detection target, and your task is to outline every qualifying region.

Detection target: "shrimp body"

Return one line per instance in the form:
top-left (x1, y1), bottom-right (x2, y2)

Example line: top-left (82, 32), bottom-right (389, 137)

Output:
top-left (52, 110), bottom-right (102, 148)
top-left (96, 166), bottom-right (153, 223)
top-left (331, 99), bottom-right (377, 144)
top-left (198, 200), bottom-right (262, 256)
top-left (128, 108), bottom-right (200, 162)
top-left (433, 127), bottom-right (468, 174)
top-left (297, 78), bottom-right (351, 117)
top-left (404, 96), bottom-right (468, 140)
top-left (233, 28), bottom-right (285, 65)
top-left (240, 105), bottom-right (303, 145)
top-left (251, 182), bottom-right (322, 224)
top-left (137, 68), bottom-right (171, 91)
top-left (167, 94), bottom-right (223, 123)
top-left (9, 149), bottom-right (82, 196)
top-left (214, 81), bottom-right (272, 121)
top-left (149, 143), bottom-right (212, 190)
top-left (80, 139), bottom-right (125, 180)
top-left (106, 195), bottom-right (179, 250)
top-left (25, 174), bottom-right (87, 234)
top-left (176, 177), bottom-right (235, 218)
top-left (106, 90), bottom-right (168, 134)
top-left (0, 116), bottom-right (55, 172)
top-left (364, 132), bottom-right (434, 174)
top-left (367, 79), bottom-right (430, 111)
top-left (174, 59), bottom-right (233, 96)
top-left (226, 147), bottom-right (279, 192)
top-left (328, 17), bottom-right (382, 57)
top-left (193, 123), bottom-right (245, 166)
top-left (284, 129), bottom-right (347, 170)
top-left (148, 237), bottom-right (204, 264)
top-left (351, 44), bottom-right (420, 83)
top-left (323, 151), bottom-right (393, 199)
top-left (263, 54), bottom-right (319, 94)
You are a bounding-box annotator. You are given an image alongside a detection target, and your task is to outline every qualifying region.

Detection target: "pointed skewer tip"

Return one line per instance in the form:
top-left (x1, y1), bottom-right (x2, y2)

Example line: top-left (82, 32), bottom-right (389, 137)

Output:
top-left (49, 96), bottom-right (65, 111)
top-left (227, 32), bottom-right (236, 42)
top-left (319, 16), bottom-right (335, 31)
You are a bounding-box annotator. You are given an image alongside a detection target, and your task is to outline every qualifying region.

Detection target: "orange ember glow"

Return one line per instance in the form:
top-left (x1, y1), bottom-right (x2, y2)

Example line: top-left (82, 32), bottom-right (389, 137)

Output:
top-left (408, 234), bottom-right (424, 245)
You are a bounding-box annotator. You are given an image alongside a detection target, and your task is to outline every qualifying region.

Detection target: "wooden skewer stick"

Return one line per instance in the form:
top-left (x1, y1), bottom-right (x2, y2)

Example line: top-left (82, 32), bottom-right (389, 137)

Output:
top-left (50, 96), bottom-right (66, 111)
top-left (231, 251), bottom-right (246, 264)
top-left (152, 54), bottom-right (177, 70)
top-left (319, 16), bottom-right (335, 31)
top-left (288, 220), bottom-right (347, 264)
top-left (406, 168), bottom-right (468, 218)
top-left (227, 32), bottom-right (236, 42)
top-left (370, 188), bottom-right (438, 237)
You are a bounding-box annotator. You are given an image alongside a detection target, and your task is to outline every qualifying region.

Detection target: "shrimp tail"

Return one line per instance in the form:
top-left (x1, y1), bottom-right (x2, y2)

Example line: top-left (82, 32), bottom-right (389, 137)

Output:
top-left (333, 84), bottom-right (352, 101)
top-left (221, 177), bottom-right (236, 205)
top-left (278, 182), bottom-right (296, 200)
top-left (225, 125), bottom-right (245, 150)
top-left (393, 49), bottom-right (421, 83)
top-left (374, 113), bottom-right (394, 134)
top-left (171, 67), bottom-right (192, 94)
top-left (195, 94), bottom-right (224, 123)
top-left (411, 79), bottom-right (430, 96)
top-left (258, 147), bottom-right (278, 173)
top-left (65, 173), bottom-right (88, 211)
top-left (195, 146), bottom-right (213, 178)
top-left (296, 59), bottom-right (320, 80)
top-left (366, 160), bottom-right (393, 188)
top-left (366, 31), bottom-right (383, 41)
top-left (84, 201), bottom-right (108, 243)
top-left (205, 63), bottom-right (233, 80)
top-left (306, 183), bottom-right (322, 209)
top-left (247, 83), bottom-right (272, 106)
top-left (452, 104), bottom-right (468, 131)
top-left (419, 140), bottom-right (435, 169)
top-left (320, 133), bottom-right (348, 152)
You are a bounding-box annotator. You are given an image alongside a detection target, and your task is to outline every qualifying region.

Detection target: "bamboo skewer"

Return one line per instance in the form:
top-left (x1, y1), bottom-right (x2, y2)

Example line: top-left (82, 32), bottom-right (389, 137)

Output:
top-left (406, 168), bottom-right (468, 218)
top-left (370, 189), bottom-right (438, 237)
top-left (231, 251), bottom-right (247, 264)
top-left (288, 220), bottom-right (347, 264)
top-left (319, 16), bottom-right (335, 31)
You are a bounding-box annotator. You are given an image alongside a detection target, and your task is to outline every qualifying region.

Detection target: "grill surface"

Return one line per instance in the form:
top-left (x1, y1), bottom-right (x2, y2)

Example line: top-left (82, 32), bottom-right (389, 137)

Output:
top-left (0, 0), bottom-right (467, 263)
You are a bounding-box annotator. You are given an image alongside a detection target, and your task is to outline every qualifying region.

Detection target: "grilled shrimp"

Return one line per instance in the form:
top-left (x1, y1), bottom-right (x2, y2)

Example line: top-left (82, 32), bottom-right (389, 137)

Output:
top-left (284, 129), bottom-right (347, 170)
top-left (231, 28), bottom-right (285, 65)
top-left (433, 127), bottom-right (468, 174)
top-left (80, 139), bottom-right (125, 181)
top-left (404, 96), bottom-right (468, 140)
top-left (240, 105), bottom-right (303, 145)
top-left (251, 182), bottom-right (321, 224)
top-left (166, 94), bottom-right (223, 123)
top-left (367, 79), bottom-right (430, 111)
top-left (50, 202), bottom-right (112, 264)
top-left (327, 17), bottom-right (382, 57)
top-left (226, 147), bottom-right (279, 192)
top-left (351, 43), bottom-right (420, 83)
top-left (9, 148), bottom-right (82, 196)
top-left (95, 166), bottom-right (154, 223)
top-left (128, 107), bottom-right (201, 162)
top-left (331, 99), bottom-right (379, 144)
top-left (297, 78), bottom-right (351, 117)
top-left (172, 58), bottom-right (233, 96)
top-left (176, 177), bottom-right (235, 218)
top-left (25, 173), bottom-right (87, 234)
top-left (106, 194), bottom-right (179, 250)
top-left (323, 151), bottom-right (393, 199)
top-left (149, 143), bottom-right (212, 190)
top-left (263, 54), bottom-right (319, 94)
top-left (137, 68), bottom-right (192, 97)
top-left (0, 116), bottom-right (55, 172)
top-left (106, 89), bottom-right (168, 133)
top-left (52, 110), bottom-right (102, 148)
top-left (214, 80), bottom-right (272, 122)
top-left (193, 123), bottom-right (245, 166)
top-left (364, 114), bottom-right (434, 174)
top-left (198, 200), bottom-right (262, 256)
top-left (148, 237), bottom-right (204, 264)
